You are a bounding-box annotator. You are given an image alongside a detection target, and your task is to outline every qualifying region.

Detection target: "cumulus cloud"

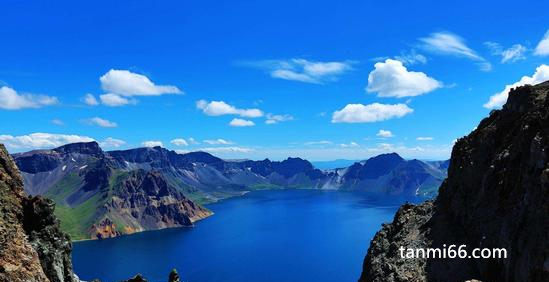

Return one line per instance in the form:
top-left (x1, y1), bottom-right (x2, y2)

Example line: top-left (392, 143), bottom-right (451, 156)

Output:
top-left (229, 118), bottom-right (255, 127)
top-left (196, 100), bottom-right (263, 118)
top-left (203, 139), bottom-right (233, 145)
top-left (484, 42), bottom-right (527, 63)
top-left (88, 69), bottom-right (182, 107)
top-left (99, 93), bottom-right (134, 107)
top-left (332, 103), bottom-right (413, 123)
top-left (141, 140), bottom-right (163, 147)
top-left (0, 133), bottom-right (94, 150)
top-left (245, 59), bottom-right (353, 84)
top-left (84, 117), bottom-right (118, 128)
top-left (0, 86), bottom-right (58, 110)
top-left (376, 129), bottom-right (394, 138)
top-left (99, 137), bottom-right (126, 148)
top-left (366, 59), bottom-right (442, 98)
top-left (416, 137), bottom-right (434, 141)
top-left (483, 64), bottom-right (549, 109)
top-left (265, 113), bottom-right (293, 124)
top-left (420, 32), bottom-right (492, 71)
top-left (100, 69), bottom-right (182, 96)
top-left (534, 30), bottom-right (549, 56)
top-left (83, 93), bottom-right (99, 106)
top-left (170, 138), bottom-right (189, 146)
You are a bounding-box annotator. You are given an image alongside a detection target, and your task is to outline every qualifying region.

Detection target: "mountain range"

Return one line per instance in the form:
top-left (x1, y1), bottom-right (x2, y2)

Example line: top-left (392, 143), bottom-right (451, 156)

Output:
top-left (12, 142), bottom-right (447, 240)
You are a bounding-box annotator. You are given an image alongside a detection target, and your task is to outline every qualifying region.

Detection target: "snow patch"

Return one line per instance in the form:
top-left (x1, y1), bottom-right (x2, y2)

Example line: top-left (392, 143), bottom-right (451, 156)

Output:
top-left (62, 165), bottom-right (67, 171)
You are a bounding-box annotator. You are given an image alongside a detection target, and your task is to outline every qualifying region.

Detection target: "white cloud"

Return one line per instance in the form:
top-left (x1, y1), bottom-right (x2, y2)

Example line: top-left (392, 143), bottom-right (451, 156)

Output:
top-left (100, 69), bottom-right (182, 96)
top-left (534, 30), bottom-right (549, 56)
top-left (85, 117), bottom-right (118, 128)
top-left (304, 140), bottom-right (333, 146)
top-left (332, 103), bottom-right (413, 123)
top-left (99, 93), bottom-right (133, 107)
top-left (196, 100), bottom-right (263, 118)
top-left (246, 59), bottom-right (353, 84)
top-left (187, 137), bottom-right (199, 145)
top-left (0, 133), bottom-right (94, 150)
top-left (203, 139), bottom-right (233, 145)
top-left (484, 42), bottom-right (527, 63)
top-left (51, 119), bottom-right (64, 126)
top-left (265, 113), bottom-right (293, 124)
top-left (83, 93), bottom-right (99, 106)
top-left (394, 50), bottom-right (427, 65)
top-left (366, 59), bottom-right (442, 98)
top-left (100, 137), bottom-right (126, 148)
top-left (229, 118), bottom-right (255, 127)
top-left (483, 64), bottom-right (549, 109)
top-left (199, 146), bottom-right (253, 153)
top-left (340, 142), bottom-right (359, 148)
top-left (170, 138), bottom-right (189, 146)
top-left (141, 140), bottom-right (163, 147)
top-left (0, 86), bottom-right (58, 110)
top-left (376, 129), bottom-right (394, 138)
top-left (420, 32), bottom-right (492, 71)
top-left (416, 137), bottom-right (434, 141)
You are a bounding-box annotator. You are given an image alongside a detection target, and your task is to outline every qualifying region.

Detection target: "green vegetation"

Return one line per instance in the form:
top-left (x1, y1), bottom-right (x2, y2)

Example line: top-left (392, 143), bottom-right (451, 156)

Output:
top-left (249, 183), bottom-right (282, 190)
top-left (45, 173), bottom-right (82, 204)
top-left (54, 193), bottom-right (104, 240)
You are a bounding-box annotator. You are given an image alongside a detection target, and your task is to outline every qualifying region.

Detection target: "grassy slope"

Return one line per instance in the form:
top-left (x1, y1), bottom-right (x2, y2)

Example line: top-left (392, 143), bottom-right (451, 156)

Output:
top-left (54, 193), bottom-right (103, 240)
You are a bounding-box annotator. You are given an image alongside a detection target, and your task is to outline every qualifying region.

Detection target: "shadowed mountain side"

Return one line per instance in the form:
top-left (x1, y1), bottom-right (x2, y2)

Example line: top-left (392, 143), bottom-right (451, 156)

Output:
top-left (359, 82), bottom-right (549, 282)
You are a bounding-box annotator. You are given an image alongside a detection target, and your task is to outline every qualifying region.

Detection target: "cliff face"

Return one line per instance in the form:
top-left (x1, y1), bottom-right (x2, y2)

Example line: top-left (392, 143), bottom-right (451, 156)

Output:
top-left (359, 82), bottom-right (549, 282)
top-left (0, 144), bottom-right (76, 282)
top-left (90, 170), bottom-right (212, 240)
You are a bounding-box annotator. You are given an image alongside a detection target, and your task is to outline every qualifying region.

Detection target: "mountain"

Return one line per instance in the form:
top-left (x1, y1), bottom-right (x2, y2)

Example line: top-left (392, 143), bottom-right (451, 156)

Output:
top-left (0, 143), bottom-right (187, 281)
top-left (312, 159), bottom-right (361, 170)
top-left (13, 143), bottom-right (212, 240)
top-left (359, 82), bottom-right (549, 281)
top-left (324, 153), bottom-right (447, 197)
top-left (12, 144), bottom-right (447, 240)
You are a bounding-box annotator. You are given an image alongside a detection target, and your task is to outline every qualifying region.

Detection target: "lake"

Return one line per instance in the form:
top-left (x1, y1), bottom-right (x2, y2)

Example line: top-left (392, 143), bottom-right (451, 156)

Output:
top-left (72, 189), bottom-right (407, 282)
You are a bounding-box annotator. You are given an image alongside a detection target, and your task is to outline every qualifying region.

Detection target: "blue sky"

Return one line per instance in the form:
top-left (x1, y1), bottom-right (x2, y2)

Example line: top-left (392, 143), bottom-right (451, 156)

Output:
top-left (1, 0), bottom-right (549, 161)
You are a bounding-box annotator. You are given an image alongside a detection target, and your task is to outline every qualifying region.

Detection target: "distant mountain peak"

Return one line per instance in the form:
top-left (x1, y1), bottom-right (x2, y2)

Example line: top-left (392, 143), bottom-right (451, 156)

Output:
top-left (368, 152), bottom-right (404, 161)
top-left (53, 141), bottom-right (103, 156)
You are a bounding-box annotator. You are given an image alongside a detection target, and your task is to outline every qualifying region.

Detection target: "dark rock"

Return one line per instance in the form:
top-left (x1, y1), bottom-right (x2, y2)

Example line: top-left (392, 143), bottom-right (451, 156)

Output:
top-left (359, 82), bottom-right (549, 281)
top-left (0, 144), bottom-right (76, 282)
top-left (124, 274), bottom-right (148, 282)
top-left (168, 269), bottom-right (180, 282)
top-left (53, 141), bottom-right (103, 157)
top-left (14, 153), bottom-right (60, 174)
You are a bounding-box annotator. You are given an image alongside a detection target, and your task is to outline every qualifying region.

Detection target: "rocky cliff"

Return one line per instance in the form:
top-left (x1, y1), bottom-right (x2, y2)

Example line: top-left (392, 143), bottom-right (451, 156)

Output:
top-left (359, 82), bottom-right (549, 281)
top-left (0, 144), bottom-right (77, 282)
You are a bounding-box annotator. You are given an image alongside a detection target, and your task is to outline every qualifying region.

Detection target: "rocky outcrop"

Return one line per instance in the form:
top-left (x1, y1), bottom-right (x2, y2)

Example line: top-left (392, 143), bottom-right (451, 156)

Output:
top-left (88, 218), bottom-right (121, 239)
top-left (88, 170), bottom-right (212, 240)
top-left (359, 82), bottom-right (549, 282)
top-left (0, 144), bottom-right (76, 282)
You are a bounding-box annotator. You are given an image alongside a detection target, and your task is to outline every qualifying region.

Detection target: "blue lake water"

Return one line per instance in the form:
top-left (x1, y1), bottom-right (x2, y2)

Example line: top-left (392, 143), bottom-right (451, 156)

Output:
top-left (73, 189), bottom-right (407, 282)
